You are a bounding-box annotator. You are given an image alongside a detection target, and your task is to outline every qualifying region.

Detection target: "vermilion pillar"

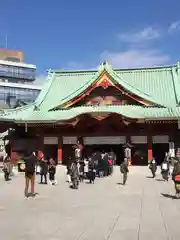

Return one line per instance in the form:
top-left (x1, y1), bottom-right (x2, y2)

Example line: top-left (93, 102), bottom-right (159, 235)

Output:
top-left (147, 133), bottom-right (153, 164)
top-left (148, 149), bottom-right (153, 163)
top-left (57, 137), bottom-right (63, 164)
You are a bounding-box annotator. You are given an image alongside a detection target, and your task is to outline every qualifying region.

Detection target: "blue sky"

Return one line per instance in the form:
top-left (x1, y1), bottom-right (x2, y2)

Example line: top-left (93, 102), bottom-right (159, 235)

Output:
top-left (1, 0), bottom-right (180, 78)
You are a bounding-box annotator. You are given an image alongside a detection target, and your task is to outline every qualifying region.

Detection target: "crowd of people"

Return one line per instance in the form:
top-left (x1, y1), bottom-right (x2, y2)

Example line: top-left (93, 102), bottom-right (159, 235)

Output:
top-left (2, 145), bottom-right (180, 199)
top-left (65, 147), bottom-right (130, 189)
top-left (66, 150), bottom-right (116, 189)
top-left (1, 146), bottom-right (128, 197)
top-left (2, 151), bottom-right (57, 198)
top-left (149, 153), bottom-right (180, 198)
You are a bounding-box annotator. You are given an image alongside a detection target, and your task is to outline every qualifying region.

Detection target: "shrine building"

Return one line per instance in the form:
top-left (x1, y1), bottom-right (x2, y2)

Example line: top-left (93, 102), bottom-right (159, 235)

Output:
top-left (1, 61), bottom-right (180, 165)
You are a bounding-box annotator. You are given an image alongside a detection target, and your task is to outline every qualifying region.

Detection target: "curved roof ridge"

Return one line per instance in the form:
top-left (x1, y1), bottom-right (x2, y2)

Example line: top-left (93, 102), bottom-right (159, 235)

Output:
top-left (49, 63), bottom-right (175, 73)
top-left (114, 64), bottom-right (174, 72)
top-left (60, 71), bottom-right (100, 102)
top-left (50, 63), bottom-right (173, 110)
top-left (108, 69), bottom-right (151, 97)
top-left (171, 64), bottom-right (180, 104)
top-left (49, 69), bottom-right (97, 74)
top-left (35, 71), bottom-right (55, 107)
top-left (2, 105), bottom-right (180, 122)
top-left (106, 68), bottom-right (170, 107)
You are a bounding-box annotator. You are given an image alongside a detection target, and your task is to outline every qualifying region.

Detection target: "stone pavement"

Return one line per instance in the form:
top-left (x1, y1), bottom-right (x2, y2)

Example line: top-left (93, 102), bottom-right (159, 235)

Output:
top-left (0, 166), bottom-right (180, 240)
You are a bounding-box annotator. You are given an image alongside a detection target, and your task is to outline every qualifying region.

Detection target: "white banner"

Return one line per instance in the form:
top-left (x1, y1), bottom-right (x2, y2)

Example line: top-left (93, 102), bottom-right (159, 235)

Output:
top-left (83, 136), bottom-right (126, 145)
top-left (44, 137), bottom-right (58, 145)
top-left (63, 136), bottom-right (77, 145)
top-left (152, 135), bottom-right (169, 144)
top-left (131, 136), bottom-right (147, 144)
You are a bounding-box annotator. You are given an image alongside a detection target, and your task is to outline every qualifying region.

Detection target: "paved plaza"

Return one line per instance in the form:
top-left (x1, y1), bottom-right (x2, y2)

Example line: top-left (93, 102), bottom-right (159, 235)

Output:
top-left (0, 166), bottom-right (180, 240)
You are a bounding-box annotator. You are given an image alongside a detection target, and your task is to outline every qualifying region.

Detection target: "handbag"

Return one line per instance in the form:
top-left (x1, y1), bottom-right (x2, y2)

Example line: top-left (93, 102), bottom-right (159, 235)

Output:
top-left (175, 175), bottom-right (180, 182)
top-left (162, 163), bottom-right (168, 170)
top-left (36, 165), bottom-right (41, 173)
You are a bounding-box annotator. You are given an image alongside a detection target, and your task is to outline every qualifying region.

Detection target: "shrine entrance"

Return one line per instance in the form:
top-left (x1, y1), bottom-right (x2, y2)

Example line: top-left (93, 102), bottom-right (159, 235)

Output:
top-left (83, 144), bottom-right (124, 165)
top-left (83, 136), bottom-right (126, 165)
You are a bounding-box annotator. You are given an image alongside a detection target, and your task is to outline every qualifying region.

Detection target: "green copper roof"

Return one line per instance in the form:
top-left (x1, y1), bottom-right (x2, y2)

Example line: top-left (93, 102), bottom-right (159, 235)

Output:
top-left (1, 105), bottom-right (180, 123)
top-left (1, 62), bottom-right (180, 123)
top-left (34, 62), bottom-right (180, 111)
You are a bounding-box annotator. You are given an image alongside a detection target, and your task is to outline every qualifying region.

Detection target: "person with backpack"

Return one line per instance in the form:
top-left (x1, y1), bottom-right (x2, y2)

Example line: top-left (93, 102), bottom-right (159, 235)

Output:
top-left (120, 158), bottom-right (129, 185)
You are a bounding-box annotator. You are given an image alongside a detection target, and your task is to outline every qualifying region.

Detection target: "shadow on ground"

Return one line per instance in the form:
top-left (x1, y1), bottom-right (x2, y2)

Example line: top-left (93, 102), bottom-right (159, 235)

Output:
top-left (161, 193), bottom-right (177, 199)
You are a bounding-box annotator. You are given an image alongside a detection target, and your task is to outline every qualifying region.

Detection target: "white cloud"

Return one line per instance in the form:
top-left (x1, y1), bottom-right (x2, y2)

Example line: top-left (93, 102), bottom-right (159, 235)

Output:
top-left (101, 49), bottom-right (170, 68)
top-left (168, 20), bottom-right (180, 33)
top-left (118, 27), bottom-right (161, 43)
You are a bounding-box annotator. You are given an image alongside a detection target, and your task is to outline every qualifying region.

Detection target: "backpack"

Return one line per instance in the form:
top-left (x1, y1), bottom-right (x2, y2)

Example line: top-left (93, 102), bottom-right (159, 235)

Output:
top-left (120, 164), bottom-right (124, 174)
top-left (162, 163), bottom-right (168, 170)
top-left (108, 159), bottom-right (113, 165)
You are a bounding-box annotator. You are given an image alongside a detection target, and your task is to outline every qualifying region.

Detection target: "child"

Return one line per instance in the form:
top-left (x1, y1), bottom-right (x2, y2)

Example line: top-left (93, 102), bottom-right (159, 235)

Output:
top-left (48, 158), bottom-right (57, 185)
top-left (40, 158), bottom-right (48, 184)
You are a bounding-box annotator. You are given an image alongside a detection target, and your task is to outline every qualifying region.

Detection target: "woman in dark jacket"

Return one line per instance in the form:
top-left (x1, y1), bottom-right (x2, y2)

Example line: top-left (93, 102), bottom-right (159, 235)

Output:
top-left (40, 158), bottom-right (48, 184)
top-left (70, 160), bottom-right (79, 189)
top-left (49, 158), bottom-right (57, 185)
top-left (88, 158), bottom-right (96, 184)
top-left (149, 158), bottom-right (157, 178)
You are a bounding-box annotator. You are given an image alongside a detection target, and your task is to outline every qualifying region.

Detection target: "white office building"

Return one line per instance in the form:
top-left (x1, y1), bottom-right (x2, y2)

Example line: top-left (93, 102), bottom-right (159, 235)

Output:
top-left (0, 60), bottom-right (42, 108)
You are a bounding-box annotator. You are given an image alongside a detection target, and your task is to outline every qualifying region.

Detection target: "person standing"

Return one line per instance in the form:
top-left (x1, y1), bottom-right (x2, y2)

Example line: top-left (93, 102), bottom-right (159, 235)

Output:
top-left (66, 157), bottom-right (72, 183)
top-left (124, 144), bottom-right (131, 166)
top-left (103, 152), bottom-right (109, 177)
top-left (24, 151), bottom-right (37, 198)
top-left (48, 158), bottom-right (57, 185)
top-left (70, 160), bottom-right (79, 189)
top-left (40, 157), bottom-right (48, 184)
top-left (172, 158), bottom-right (180, 198)
top-left (149, 158), bottom-right (157, 178)
top-left (79, 160), bottom-right (85, 182)
top-left (161, 156), bottom-right (170, 181)
top-left (88, 158), bottom-right (96, 184)
top-left (98, 152), bottom-right (105, 178)
top-left (120, 159), bottom-right (129, 185)
top-left (84, 158), bottom-right (89, 179)
top-left (108, 150), bottom-right (116, 173)
top-left (3, 154), bottom-right (11, 181)
top-left (75, 145), bottom-right (81, 161)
